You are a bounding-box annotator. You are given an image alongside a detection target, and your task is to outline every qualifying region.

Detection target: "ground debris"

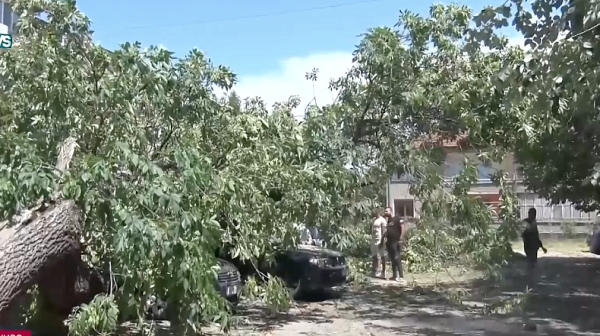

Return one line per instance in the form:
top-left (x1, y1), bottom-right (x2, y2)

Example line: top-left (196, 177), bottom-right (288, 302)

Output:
top-left (120, 249), bottom-right (600, 336)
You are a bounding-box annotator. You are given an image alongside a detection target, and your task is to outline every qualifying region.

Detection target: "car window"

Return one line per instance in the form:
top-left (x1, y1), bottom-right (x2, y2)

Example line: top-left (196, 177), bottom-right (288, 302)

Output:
top-left (307, 226), bottom-right (319, 240)
top-left (299, 227), bottom-right (311, 243)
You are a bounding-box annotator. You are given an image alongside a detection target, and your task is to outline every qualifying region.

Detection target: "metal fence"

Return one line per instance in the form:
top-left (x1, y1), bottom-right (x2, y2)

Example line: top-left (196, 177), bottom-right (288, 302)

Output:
top-left (517, 193), bottom-right (597, 223)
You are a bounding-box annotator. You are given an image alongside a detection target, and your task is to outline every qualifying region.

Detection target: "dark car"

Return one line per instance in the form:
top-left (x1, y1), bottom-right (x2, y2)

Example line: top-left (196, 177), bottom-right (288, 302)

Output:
top-left (226, 225), bottom-right (348, 299)
top-left (145, 258), bottom-right (242, 320)
top-left (270, 243), bottom-right (348, 299)
top-left (216, 258), bottom-right (243, 300)
top-left (588, 229), bottom-right (600, 255)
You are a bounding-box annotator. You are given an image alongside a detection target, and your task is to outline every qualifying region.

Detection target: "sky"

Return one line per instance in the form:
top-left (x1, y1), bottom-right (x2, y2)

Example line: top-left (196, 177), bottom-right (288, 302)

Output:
top-left (77, 0), bottom-right (523, 116)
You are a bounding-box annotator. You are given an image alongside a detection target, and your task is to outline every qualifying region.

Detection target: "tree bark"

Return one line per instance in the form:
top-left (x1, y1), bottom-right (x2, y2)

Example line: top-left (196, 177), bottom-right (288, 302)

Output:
top-left (0, 199), bottom-right (83, 324)
top-left (37, 250), bottom-right (107, 315)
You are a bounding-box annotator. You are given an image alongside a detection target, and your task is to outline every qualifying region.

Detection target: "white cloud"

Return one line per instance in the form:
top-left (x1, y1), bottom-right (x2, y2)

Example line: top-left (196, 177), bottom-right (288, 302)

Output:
top-left (478, 34), bottom-right (525, 54)
top-left (507, 34), bottom-right (525, 48)
top-left (233, 52), bottom-right (353, 117)
top-left (226, 36), bottom-right (538, 118)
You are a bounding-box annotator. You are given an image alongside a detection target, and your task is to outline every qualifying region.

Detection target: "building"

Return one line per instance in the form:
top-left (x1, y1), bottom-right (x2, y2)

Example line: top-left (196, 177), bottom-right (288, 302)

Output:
top-left (0, 0), bottom-right (19, 35)
top-left (388, 135), bottom-right (597, 224)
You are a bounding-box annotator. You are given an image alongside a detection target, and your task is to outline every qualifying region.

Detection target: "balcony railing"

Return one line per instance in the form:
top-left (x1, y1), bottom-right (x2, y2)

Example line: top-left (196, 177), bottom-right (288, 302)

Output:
top-left (442, 177), bottom-right (495, 185)
top-left (392, 173), bottom-right (524, 185)
top-left (390, 173), bottom-right (416, 183)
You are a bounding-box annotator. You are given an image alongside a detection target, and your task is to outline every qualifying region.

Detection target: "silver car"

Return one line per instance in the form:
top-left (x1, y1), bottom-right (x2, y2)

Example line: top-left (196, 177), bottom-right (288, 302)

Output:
top-left (145, 258), bottom-right (242, 320)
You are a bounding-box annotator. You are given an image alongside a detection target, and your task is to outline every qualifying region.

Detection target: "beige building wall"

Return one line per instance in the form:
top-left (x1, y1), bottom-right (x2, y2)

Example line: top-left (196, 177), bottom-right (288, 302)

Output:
top-left (442, 149), bottom-right (517, 177)
top-left (443, 149), bottom-right (517, 194)
top-left (388, 182), bottom-right (422, 218)
top-left (388, 149), bottom-right (595, 222)
top-left (389, 148), bottom-right (514, 218)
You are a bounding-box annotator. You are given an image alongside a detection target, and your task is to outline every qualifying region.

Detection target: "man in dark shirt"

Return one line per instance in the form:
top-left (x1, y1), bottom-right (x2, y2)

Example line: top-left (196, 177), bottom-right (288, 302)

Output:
top-left (522, 207), bottom-right (547, 284)
top-left (383, 207), bottom-right (407, 284)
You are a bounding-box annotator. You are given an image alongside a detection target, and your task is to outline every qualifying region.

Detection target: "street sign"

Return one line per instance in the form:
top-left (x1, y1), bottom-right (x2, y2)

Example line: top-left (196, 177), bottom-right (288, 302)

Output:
top-left (0, 34), bottom-right (12, 49)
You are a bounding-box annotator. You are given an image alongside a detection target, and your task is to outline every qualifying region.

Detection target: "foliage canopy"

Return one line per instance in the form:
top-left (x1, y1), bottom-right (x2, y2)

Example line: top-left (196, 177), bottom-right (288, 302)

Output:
top-left (467, 0), bottom-right (600, 212)
top-left (1, 0), bottom-right (598, 333)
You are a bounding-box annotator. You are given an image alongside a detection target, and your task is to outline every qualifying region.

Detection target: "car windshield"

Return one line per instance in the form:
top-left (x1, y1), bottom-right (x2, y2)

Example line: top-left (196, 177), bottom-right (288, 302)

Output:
top-left (308, 226), bottom-right (319, 240)
top-left (298, 225), bottom-right (321, 245)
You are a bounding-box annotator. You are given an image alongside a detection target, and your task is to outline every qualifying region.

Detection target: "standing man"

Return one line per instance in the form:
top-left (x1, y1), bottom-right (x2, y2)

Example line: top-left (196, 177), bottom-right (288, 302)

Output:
top-left (522, 207), bottom-right (547, 285)
top-left (371, 208), bottom-right (387, 278)
top-left (384, 206), bottom-right (407, 284)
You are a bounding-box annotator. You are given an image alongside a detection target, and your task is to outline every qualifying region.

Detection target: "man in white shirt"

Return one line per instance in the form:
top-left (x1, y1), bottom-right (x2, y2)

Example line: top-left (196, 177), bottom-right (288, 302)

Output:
top-left (371, 208), bottom-right (387, 278)
top-left (300, 225), bottom-right (313, 245)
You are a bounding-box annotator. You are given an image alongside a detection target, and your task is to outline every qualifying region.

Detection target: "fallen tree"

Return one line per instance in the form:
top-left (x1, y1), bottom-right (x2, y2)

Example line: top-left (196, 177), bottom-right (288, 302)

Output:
top-left (0, 0), bottom-right (533, 333)
top-left (0, 200), bottom-right (82, 323)
top-left (0, 1), bottom-right (372, 332)
top-left (0, 136), bottom-right (105, 328)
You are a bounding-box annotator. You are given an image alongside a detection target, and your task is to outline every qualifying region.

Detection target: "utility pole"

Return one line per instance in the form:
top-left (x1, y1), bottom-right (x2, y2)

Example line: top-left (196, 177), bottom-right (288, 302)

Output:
top-left (386, 176), bottom-right (391, 208)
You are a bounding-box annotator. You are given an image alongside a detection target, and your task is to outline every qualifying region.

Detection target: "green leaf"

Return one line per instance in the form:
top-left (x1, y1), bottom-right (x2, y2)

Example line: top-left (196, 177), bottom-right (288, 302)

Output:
top-left (81, 172), bottom-right (92, 182)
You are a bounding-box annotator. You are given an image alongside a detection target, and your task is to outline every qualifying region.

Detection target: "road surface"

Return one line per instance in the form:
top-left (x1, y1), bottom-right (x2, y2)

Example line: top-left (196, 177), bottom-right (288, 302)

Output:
top-left (124, 251), bottom-right (600, 336)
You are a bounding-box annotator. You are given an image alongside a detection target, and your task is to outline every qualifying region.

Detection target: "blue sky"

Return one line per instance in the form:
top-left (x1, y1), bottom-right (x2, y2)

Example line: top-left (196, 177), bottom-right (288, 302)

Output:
top-left (77, 0), bottom-right (518, 114)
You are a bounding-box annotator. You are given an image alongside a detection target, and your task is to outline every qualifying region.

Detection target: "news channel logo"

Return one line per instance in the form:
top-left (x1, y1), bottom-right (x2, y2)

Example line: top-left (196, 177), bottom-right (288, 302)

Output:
top-left (0, 329), bottom-right (31, 336)
top-left (0, 34), bottom-right (12, 49)
top-left (0, 22), bottom-right (11, 49)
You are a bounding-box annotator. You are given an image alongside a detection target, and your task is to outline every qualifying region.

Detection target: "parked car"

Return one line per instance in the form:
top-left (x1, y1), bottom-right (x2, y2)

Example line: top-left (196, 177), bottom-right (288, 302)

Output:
top-left (587, 216), bottom-right (600, 255)
top-left (145, 258), bottom-right (242, 320)
top-left (270, 242), bottom-right (348, 299)
top-left (224, 225), bottom-right (349, 299)
top-left (588, 230), bottom-right (600, 255)
top-left (215, 258), bottom-right (243, 301)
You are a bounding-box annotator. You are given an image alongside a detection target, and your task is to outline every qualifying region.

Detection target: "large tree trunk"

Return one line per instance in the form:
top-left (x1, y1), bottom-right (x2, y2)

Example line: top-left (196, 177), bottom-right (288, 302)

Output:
top-left (37, 250), bottom-right (107, 315)
top-left (0, 137), bottom-right (105, 332)
top-left (0, 200), bottom-right (83, 324)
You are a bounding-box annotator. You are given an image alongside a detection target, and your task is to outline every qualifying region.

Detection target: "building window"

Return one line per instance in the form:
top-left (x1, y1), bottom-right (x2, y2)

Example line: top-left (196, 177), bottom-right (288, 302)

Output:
top-left (478, 164), bottom-right (495, 180)
top-left (12, 10), bottom-right (18, 33)
top-left (443, 161), bottom-right (463, 178)
top-left (394, 199), bottom-right (414, 218)
top-left (513, 162), bottom-right (526, 181)
top-left (394, 172), bottom-right (415, 182)
top-left (2, 2), bottom-right (12, 31)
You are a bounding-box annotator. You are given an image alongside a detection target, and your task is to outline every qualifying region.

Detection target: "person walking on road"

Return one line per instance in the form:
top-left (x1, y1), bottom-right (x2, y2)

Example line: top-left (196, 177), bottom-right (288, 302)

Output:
top-left (371, 208), bottom-right (387, 278)
top-left (522, 207), bottom-right (547, 286)
top-left (384, 207), bottom-right (407, 285)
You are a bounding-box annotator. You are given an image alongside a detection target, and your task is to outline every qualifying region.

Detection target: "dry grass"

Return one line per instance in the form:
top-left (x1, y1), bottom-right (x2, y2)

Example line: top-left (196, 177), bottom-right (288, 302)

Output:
top-left (405, 266), bottom-right (483, 286)
top-left (511, 238), bottom-right (589, 256)
top-left (403, 238), bottom-right (591, 288)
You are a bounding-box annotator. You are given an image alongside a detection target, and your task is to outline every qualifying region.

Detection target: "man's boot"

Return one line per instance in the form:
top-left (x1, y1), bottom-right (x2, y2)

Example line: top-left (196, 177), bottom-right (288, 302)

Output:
top-left (390, 263), bottom-right (398, 281)
top-left (395, 261), bottom-right (407, 285)
top-left (380, 257), bottom-right (386, 279)
top-left (371, 256), bottom-right (379, 278)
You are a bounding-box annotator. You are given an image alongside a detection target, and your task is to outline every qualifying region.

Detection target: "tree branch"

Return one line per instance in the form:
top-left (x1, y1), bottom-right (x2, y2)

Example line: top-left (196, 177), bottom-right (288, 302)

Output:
top-left (152, 119), bottom-right (175, 160)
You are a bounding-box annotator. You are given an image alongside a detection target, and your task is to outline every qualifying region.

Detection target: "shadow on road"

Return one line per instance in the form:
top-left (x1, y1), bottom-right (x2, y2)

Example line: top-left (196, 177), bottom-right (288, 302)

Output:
top-left (350, 254), bottom-right (600, 335)
top-left (234, 254), bottom-right (600, 335)
top-left (339, 282), bottom-right (463, 319)
top-left (234, 288), bottom-right (347, 332)
top-left (467, 255), bottom-right (600, 333)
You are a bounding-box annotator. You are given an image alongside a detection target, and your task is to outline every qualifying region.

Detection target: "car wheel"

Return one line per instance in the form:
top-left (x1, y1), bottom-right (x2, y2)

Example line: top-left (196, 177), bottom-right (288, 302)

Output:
top-left (145, 296), bottom-right (168, 320)
top-left (288, 279), bottom-right (305, 300)
top-left (228, 296), bottom-right (240, 305)
top-left (591, 230), bottom-right (600, 255)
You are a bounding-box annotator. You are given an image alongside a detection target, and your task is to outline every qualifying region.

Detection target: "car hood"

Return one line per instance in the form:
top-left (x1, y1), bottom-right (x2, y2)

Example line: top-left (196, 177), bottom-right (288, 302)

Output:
top-left (295, 244), bottom-right (344, 258)
top-left (216, 258), bottom-right (238, 273)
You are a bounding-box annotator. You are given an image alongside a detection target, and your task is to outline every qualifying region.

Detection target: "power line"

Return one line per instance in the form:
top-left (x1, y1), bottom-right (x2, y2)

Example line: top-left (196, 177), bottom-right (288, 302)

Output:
top-left (119, 0), bottom-right (389, 31)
